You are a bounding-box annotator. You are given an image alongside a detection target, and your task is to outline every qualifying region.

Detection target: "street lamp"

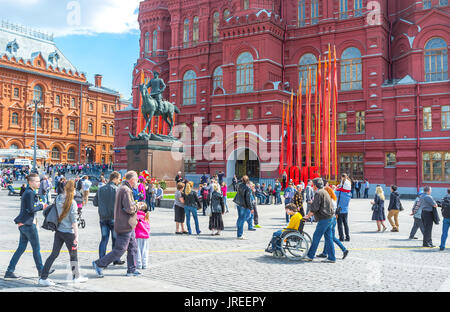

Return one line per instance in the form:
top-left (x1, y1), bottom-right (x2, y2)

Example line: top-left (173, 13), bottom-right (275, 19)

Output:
top-left (27, 85), bottom-right (43, 173)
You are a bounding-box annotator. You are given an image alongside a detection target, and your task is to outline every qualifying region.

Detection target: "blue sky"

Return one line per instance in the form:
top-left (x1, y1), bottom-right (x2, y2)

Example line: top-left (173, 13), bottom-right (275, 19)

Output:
top-left (0, 0), bottom-right (142, 97)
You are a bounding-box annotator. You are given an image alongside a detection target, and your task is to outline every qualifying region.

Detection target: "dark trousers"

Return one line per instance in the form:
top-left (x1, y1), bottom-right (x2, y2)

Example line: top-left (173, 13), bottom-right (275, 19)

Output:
top-left (356, 190), bottom-right (361, 198)
top-left (156, 199), bottom-right (161, 207)
top-left (421, 211), bottom-right (434, 247)
top-left (7, 224), bottom-right (43, 274)
top-left (202, 199), bottom-right (208, 216)
top-left (337, 213), bottom-right (350, 240)
top-left (253, 206), bottom-right (259, 225)
top-left (96, 231), bottom-right (138, 273)
top-left (409, 217), bottom-right (425, 239)
top-left (99, 220), bottom-right (116, 259)
top-left (363, 189), bottom-right (369, 199)
top-left (41, 231), bottom-right (78, 280)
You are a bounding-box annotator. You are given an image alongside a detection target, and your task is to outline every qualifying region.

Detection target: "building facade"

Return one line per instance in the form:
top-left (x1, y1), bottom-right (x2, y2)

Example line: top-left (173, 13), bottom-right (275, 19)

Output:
top-left (115, 0), bottom-right (449, 196)
top-left (0, 21), bottom-right (129, 165)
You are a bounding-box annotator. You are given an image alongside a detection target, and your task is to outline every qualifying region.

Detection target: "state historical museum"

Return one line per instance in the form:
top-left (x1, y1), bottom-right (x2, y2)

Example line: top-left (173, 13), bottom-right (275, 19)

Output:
top-left (115, 0), bottom-right (450, 196)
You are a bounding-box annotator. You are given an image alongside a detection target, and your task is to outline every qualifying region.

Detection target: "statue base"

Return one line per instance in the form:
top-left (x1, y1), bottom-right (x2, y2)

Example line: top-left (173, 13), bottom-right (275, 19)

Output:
top-left (126, 140), bottom-right (184, 182)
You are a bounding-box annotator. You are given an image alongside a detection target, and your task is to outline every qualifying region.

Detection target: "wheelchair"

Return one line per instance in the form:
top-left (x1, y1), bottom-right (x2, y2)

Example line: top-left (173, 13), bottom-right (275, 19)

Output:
top-left (77, 207), bottom-right (86, 229)
top-left (265, 221), bottom-right (312, 261)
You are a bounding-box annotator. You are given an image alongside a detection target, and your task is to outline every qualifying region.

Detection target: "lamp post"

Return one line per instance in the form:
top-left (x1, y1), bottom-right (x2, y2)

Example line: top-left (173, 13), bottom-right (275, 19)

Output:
top-left (27, 87), bottom-right (43, 173)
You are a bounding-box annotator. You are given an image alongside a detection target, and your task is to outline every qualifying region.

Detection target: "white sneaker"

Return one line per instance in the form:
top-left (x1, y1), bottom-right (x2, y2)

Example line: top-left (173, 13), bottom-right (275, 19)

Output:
top-left (237, 236), bottom-right (247, 240)
top-left (38, 278), bottom-right (56, 286)
top-left (73, 276), bottom-right (88, 283)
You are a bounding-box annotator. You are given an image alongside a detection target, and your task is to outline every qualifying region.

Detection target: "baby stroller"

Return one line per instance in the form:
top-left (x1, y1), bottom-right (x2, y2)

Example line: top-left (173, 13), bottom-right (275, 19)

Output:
top-left (77, 206), bottom-right (86, 229)
top-left (265, 220), bottom-right (312, 260)
top-left (74, 190), bottom-right (85, 228)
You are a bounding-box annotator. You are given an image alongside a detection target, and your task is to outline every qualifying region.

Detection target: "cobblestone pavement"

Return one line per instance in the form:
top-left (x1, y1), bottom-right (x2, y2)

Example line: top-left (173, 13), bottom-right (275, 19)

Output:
top-left (0, 190), bottom-right (449, 292)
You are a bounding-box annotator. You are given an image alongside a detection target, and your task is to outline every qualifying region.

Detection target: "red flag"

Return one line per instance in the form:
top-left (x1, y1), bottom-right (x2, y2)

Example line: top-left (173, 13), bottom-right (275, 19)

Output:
top-left (297, 81), bottom-right (302, 168)
top-left (306, 67), bottom-right (312, 167)
top-left (322, 58), bottom-right (329, 176)
top-left (333, 45), bottom-right (339, 179)
top-left (280, 101), bottom-right (285, 175)
top-left (327, 44), bottom-right (332, 178)
top-left (136, 71), bottom-right (145, 136)
top-left (317, 56), bottom-right (322, 172)
top-left (286, 91), bottom-right (294, 169)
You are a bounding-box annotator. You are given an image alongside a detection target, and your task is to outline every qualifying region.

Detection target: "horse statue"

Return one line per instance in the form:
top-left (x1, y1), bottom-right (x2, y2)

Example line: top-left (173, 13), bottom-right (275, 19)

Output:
top-left (130, 80), bottom-right (180, 141)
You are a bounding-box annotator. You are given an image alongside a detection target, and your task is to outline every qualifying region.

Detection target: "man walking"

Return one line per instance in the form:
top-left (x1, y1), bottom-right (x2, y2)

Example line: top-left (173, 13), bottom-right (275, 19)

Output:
top-left (305, 180), bottom-right (314, 222)
top-left (303, 178), bottom-right (336, 263)
top-left (420, 186), bottom-right (439, 248)
top-left (92, 171), bottom-right (146, 277)
top-left (439, 188), bottom-right (450, 251)
top-left (93, 171), bottom-right (125, 265)
top-left (81, 176), bottom-right (92, 206)
top-left (233, 175), bottom-right (253, 240)
top-left (4, 173), bottom-right (50, 279)
top-left (408, 192), bottom-right (425, 240)
top-left (363, 179), bottom-right (370, 199)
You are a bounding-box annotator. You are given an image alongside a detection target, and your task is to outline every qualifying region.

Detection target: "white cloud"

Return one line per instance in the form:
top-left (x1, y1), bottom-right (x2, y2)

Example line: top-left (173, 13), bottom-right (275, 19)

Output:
top-left (0, 0), bottom-right (141, 37)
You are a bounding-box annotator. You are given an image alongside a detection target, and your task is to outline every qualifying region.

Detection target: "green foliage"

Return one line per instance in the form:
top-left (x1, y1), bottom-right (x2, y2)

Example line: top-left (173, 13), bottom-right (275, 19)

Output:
top-left (90, 186), bottom-right (98, 193)
top-left (159, 180), bottom-right (167, 190)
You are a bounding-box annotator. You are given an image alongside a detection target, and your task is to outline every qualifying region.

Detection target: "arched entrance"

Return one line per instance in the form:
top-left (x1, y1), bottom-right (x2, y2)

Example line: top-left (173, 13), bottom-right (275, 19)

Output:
top-left (226, 148), bottom-right (260, 185)
top-left (85, 146), bottom-right (95, 164)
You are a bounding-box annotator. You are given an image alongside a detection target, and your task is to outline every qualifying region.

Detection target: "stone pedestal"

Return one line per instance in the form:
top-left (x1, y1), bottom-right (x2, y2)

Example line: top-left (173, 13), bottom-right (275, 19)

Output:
top-left (126, 140), bottom-right (184, 182)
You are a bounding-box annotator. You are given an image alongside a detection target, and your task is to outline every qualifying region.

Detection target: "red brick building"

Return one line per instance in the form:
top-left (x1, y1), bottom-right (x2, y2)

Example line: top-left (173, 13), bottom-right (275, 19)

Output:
top-left (115, 0), bottom-right (449, 196)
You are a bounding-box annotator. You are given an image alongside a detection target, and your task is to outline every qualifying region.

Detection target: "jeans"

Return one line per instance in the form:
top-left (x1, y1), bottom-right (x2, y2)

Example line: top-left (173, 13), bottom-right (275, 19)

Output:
top-left (150, 201), bottom-right (155, 211)
top-left (356, 190), bottom-right (361, 198)
top-left (7, 224), bottom-right (43, 274)
top-left (256, 194), bottom-right (266, 205)
top-left (251, 205), bottom-right (258, 226)
top-left (41, 231), bottom-right (79, 280)
top-left (409, 217), bottom-right (424, 239)
top-left (96, 231), bottom-right (138, 273)
top-left (307, 218), bottom-right (335, 261)
top-left (364, 189), bottom-right (369, 199)
top-left (184, 205), bottom-right (201, 235)
top-left (136, 238), bottom-right (149, 268)
top-left (202, 199), bottom-right (208, 216)
top-left (421, 211), bottom-right (434, 247)
top-left (440, 218), bottom-right (450, 249)
top-left (337, 213), bottom-right (350, 240)
top-left (265, 195), bottom-right (273, 205)
top-left (275, 193), bottom-right (281, 204)
top-left (271, 230), bottom-right (283, 251)
top-left (236, 205), bottom-right (252, 237)
top-left (99, 220), bottom-right (117, 259)
top-left (285, 198), bottom-right (293, 222)
top-left (323, 217), bottom-right (347, 256)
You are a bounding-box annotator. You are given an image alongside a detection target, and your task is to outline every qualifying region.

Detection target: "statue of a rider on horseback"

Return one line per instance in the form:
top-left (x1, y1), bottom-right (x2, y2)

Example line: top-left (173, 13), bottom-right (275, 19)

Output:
top-left (129, 70), bottom-right (180, 141)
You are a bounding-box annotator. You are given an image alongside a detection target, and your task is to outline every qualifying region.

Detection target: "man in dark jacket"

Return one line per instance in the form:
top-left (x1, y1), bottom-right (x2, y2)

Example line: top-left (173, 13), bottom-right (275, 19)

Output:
top-left (304, 178), bottom-right (336, 263)
top-left (233, 176), bottom-right (253, 240)
top-left (4, 173), bottom-right (49, 279)
top-left (439, 188), bottom-right (450, 251)
top-left (420, 186), bottom-right (438, 248)
top-left (93, 171), bottom-right (124, 265)
top-left (387, 185), bottom-right (402, 232)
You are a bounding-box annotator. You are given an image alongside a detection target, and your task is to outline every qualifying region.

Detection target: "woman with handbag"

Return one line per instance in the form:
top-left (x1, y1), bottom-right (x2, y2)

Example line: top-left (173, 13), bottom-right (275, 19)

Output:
top-left (208, 183), bottom-right (225, 235)
top-left (38, 180), bottom-right (88, 286)
top-left (371, 186), bottom-right (387, 232)
top-left (183, 181), bottom-right (202, 235)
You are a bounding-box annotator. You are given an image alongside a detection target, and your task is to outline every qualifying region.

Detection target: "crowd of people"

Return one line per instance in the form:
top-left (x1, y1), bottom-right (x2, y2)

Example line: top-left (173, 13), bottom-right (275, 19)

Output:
top-left (2, 167), bottom-right (450, 286)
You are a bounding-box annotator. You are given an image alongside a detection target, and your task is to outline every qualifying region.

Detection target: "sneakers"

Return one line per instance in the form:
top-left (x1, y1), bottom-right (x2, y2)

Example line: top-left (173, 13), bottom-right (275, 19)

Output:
top-left (113, 260), bottom-right (125, 265)
top-left (303, 257), bottom-right (313, 262)
top-left (38, 268), bottom-right (55, 278)
top-left (254, 224), bottom-right (262, 228)
top-left (316, 253), bottom-right (327, 258)
top-left (248, 228), bottom-right (256, 231)
top-left (126, 270), bottom-right (142, 277)
top-left (73, 276), bottom-right (88, 283)
top-left (92, 261), bottom-right (104, 278)
top-left (38, 278), bottom-right (56, 286)
top-left (343, 250), bottom-right (349, 260)
top-left (4, 271), bottom-right (21, 280)
top-left (237, 236), bottom-right (247, 240)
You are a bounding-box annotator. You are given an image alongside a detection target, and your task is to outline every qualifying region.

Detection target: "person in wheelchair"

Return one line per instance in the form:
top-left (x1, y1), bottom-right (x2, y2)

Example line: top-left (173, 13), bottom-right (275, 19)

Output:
top-left (266, 203), bottom-right (303, 255)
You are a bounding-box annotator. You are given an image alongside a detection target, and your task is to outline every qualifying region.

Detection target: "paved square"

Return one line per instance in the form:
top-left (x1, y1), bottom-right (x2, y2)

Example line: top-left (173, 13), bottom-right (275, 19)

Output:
top-left (0, 190), bottom-right (449, 292)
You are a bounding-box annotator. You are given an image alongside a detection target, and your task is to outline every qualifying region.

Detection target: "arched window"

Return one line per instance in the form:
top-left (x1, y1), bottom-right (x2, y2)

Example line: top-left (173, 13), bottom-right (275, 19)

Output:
top-left (144, 32), bottom-right (150, 54)
top-left (68, 148), bottom-right (75, 161)
top-left (243, 0), bottom-right (249, 10)
top-left (236, 52), bottom-right (254, 93)
top-left (183, 19), bottom-right (190, 48)
top-left (223, 9), bottom-right (231, 20)
top-left (109, 125), bottom-right (114, 136)
top-left (298, 0), bottom-right (305, 27)
top-left (102, 125), bottom-right (107, 135)
top-left (10, 144), bottom-right (19, 149)
top-left (299, 53), bottom-right (318, 94)
top-left (152, 30), bottom-right (158, 53)
top-left (88, 123), bottom-right (93, 134)
top-left (193, 17), bottom-right (199, 45)
top-left (33, 85), bottom-right (42, 101)
top-left (32, 112), bottom-right (42, 128)
top-left (69, 119), bottom-right (75, 132)
top-left (213, 66), bottom-right (223, 91)
top-left (354, 0), bottom-right (363, 16)
top-left (183, 70), bottom-right (197, 105)
top-left (213, 12), bottom-right (220, 42)
top-left (340, 0), bottom-right (348, 19)
top-left (425, 38), bottom-right (448, 82)
top-left (341, 47), bottom-right (362, 90)
top-left (54, 118), bottom-right (60, 130)
top-left (51, 147), bottom-right (60, 160)
top-left (11, 112), bottom-right (19, 125)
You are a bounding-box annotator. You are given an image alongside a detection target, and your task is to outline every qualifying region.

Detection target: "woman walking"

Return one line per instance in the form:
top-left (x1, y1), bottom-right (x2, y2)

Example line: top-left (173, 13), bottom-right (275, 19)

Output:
top-left (38, 180), bottom-right (88, 286)
top-left (174, 182), bottom-right (187, 235)
top-left (183, 182), bottom-right (202, 235)
top-left (209, 183), bottom-right (225, 235)
top-left (371, 185), bottom-right (387, 232)
top-left (221, 182), bottom-right (229, 213)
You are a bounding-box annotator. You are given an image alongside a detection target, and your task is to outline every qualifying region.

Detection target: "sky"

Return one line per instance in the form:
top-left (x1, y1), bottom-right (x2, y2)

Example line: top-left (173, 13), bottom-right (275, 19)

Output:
top-left (0, 0), bottom-right (142, 98)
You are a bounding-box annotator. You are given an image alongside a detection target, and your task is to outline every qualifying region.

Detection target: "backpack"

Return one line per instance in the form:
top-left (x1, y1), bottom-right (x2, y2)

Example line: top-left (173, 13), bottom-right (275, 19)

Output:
top-left (42, 199), bottom-right (59, 232)
top-left (202, 188), bottom-right (209, 200)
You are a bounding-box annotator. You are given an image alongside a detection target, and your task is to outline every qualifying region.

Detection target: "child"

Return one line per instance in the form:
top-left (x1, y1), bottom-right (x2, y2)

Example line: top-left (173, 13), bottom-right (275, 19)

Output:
top-left (150, 184), bottom-right (157, 211)
top-left (135, 209), bottom-right (150, 269)
top-left (266, 203), bottom-right (303, 256)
